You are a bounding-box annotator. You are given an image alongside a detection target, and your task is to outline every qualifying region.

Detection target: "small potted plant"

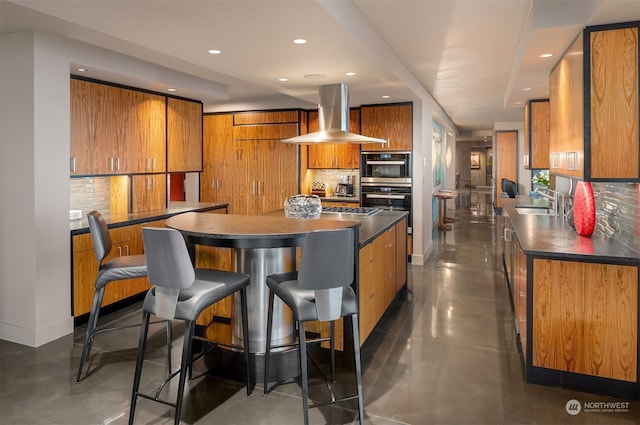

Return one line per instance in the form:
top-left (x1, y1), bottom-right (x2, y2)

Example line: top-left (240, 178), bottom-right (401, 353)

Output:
top-left (531, 171), bottom-right (550, 195)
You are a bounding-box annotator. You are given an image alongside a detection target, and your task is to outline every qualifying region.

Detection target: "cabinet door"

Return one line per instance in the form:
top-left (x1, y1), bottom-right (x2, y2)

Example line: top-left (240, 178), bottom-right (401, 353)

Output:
top-left (525, 99), bottom-right (550, 170)
top-left (232, 140), bottom-right (262, 215)
top-left (589, 26), bottom-right (639, 180)
top-left (549, 34), bottom-right (584, 178)
top-left (202, 114), bottom-right (234, 204)
top-left (360, 104), bottom-right (412, 151)
top-left (70, 79), bottom-right (97, 175)
top-left (131, 174), bottom-right (167, 213)
top-left (359, 242), bottom-right (377, 344)
top-left (167, 97), bottom-right (203, 172)
top-left (495, 130), bottom-right (518, 208)
top-left (72, 233), bottom-right (99, 316)
top-left (380, 227), bottom-right (396, 309)
top-left (132, 90), bottom-right (166, 173)
top-left (260, 140), bottom-right (298, 214)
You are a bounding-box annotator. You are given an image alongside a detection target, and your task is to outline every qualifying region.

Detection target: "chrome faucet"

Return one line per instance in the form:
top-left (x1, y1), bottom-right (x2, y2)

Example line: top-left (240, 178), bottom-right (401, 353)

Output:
top-left (534, 188), bottom-right (564, 216)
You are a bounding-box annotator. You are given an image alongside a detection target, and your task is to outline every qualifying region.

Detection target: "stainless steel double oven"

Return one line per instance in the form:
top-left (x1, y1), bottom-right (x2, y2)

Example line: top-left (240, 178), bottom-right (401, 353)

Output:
top-left (360, 151), bottom-right (412, 233)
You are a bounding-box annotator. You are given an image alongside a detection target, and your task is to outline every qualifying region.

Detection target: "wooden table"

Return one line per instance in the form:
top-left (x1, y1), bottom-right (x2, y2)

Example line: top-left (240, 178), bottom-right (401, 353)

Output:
top-left (434, 190), bottom-right (458, 230)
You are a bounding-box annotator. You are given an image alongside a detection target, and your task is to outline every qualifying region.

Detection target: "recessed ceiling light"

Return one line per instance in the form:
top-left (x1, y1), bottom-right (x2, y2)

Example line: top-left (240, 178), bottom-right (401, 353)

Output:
top-left (207, 49), bottom-right (221, 55)
top-left (523, 87), bottom-right (532, 91)
top-left (303, 74), bottom-right (325, 80)
top-left (382, 95), bottom-right (390, 99)
top-left (77, 68), bottom-right (88, 72)
top-left (293, 38), bottom-right (307, 44)
top-left (345, 72), bottom-right (356, 76)
top-left (539, 53), bottom-right (553, 58)
top-left (278, 78), bottom-right (288, 82)
top-left (167, 88), bottom-right (177, 92)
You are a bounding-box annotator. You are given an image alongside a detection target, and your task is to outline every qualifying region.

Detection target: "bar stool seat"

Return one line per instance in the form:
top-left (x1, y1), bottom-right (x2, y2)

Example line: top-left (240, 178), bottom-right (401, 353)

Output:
top-left (76, 210), bottom-right (172, 383)
top-left (129, 227), bottom-right (252, 425)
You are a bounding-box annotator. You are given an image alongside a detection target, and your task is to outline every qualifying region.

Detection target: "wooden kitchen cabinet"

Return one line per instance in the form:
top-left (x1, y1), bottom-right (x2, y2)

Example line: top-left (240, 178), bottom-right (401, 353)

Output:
top-left (201, 114), bottom-right (234, 204)
top-left (549, 22), bottom-right (639, 180)
top-left (531, 258), bottom-right (637, 383)
top-left (307, 109), bottom-right (361, 169)
top-left (359, 218), bottom-right (408, 345)
top-left (167, 97), bottom-right (203, 172)
top-left (360, 103), bottom-right (413, 151)
top-left (232, 125), bottom-right (299, 215)
top-left (70, 78), bottom-right (166, 175)
top-left (71, 220), bottom-right (166, 317)
top-left (131, 174), bottom-right (167, 213)
top-left (495, 130), bottom-right (518, 209)
top-left (523, 99), bottom-right (550, 170)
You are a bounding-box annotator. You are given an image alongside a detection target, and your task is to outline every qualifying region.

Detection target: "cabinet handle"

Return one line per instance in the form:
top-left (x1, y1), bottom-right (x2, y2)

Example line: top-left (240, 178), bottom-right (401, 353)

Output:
top-left (217, 180), bottom-right (220, 189)
top-left (70, 157), bottom-right (77, 173)
top-left (110, 157), bottom-right (115, 171)
top-left (335, 157), bottom-right (339, 168)
top-left (252, 180), bottom-right (256, 196)
top-left (117, 246), bottom-right (122, 257)
top-left (125, 245), bottom-right (130, 256)
top-left (116, 157), bottom-right (121, 171)
top-left (258, 181), bottom-right (262, 196)
top-left (152, 158), bottom-right (156, 170)
top-left (212, 178), bottom-right (216, 189)
top-left (147, 158), bottom-right (151, 171)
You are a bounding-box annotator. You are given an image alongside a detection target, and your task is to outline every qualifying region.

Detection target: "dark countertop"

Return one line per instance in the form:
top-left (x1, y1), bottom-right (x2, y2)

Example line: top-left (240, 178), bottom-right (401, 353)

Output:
top-left (261, 209), bottom-right (408, 247)
top-left (503, 197), bottom-right (640, 264)
top-left (70, 202), bottom-right (228, 235)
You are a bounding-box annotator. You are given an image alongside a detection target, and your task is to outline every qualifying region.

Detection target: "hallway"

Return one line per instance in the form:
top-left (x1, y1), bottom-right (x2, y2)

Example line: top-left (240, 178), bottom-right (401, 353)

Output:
top-left (1, 205), bottom-right (638, 424)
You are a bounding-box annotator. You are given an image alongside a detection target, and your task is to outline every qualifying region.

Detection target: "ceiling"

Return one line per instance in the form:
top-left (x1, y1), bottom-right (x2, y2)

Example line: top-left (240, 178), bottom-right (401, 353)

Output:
top-left (2, 0), bottom-right (639, 140)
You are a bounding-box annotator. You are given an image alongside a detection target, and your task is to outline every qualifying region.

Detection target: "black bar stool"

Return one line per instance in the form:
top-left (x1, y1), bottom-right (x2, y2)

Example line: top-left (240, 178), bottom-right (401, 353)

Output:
top-left (264, 228), bottom-right (364, 425)
top-left (129, 227), bottom-right (252, 425)
top-left (76, 210), bottom-right (172, 382)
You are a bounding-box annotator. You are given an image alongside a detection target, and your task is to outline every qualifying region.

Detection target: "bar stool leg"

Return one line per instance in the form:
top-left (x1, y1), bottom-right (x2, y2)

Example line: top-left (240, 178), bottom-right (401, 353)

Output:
top-left (263, 289), bottom-right (275, 394)
top-left (240, 287), bottom-right (252, 395)
top-left (173, 320), bottom-right (195, 425)
top-left (351, 314), bottom-right (364, 425)
top-left (76, 287), bottom-right (106, 382)
top-left (298, 322), bottom-right (310, 425)
top-left (329, 321), bottom-right (336, 382)
top-left (129, 312), bottom-right (151, 425)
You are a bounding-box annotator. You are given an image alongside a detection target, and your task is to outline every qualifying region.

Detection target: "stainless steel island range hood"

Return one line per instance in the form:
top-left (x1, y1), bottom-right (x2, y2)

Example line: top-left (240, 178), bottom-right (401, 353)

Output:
top-left (282, 83), bottom-right (387, 145)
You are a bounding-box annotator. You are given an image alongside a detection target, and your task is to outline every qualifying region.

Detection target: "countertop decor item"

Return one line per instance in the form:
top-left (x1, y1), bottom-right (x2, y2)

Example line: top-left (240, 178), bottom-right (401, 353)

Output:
top-left (284, 195), bottom-right (322, 219)
top-left (311, 181), bottom-right (326, 197)
top-left (573, 181), bottom-right (595, 237)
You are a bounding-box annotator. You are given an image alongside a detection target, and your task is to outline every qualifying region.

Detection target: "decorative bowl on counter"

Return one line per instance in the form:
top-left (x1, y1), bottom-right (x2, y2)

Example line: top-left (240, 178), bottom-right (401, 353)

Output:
top-left (284, 195), bottom-right (322, 219)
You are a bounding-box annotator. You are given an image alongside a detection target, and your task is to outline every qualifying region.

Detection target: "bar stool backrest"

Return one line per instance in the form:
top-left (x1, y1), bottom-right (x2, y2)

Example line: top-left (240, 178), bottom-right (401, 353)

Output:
top-left (87, 210), bottom-right (112, 264)
top-left (298, 228), bottom-right (354, 322)
top-left (142, 227), bottom-right (196, 320)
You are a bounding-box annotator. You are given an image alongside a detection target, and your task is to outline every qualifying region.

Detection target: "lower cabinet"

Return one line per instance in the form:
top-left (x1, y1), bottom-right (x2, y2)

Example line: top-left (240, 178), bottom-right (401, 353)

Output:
top-left (359, 219), bottom-right (408, 345)
top-left (71, 219), bottom-right (166, 317)
top-left (531, 258), bottom-right (638, 384)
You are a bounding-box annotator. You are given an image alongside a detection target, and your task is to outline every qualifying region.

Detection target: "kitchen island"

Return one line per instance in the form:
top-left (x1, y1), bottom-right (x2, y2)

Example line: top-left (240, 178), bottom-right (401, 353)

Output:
top-left (501, 197), bottom-right (639, 400)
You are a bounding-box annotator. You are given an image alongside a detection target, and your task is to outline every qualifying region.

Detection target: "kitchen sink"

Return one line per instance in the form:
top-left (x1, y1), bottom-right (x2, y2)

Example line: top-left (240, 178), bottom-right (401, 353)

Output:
top-left (515, 206), bottom-right (555, 215)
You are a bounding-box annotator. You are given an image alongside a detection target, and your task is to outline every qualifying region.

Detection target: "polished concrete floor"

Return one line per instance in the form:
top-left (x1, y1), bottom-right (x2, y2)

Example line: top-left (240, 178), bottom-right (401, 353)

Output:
top-left (1, 202), bottom-right (639, 424)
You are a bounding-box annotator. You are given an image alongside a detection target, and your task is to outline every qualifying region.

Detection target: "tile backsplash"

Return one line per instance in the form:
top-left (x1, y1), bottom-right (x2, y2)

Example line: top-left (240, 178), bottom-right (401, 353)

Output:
top-left (592, 181), bottom-right (640, 253)
top-left (70, 177), bottom-right (111, 216)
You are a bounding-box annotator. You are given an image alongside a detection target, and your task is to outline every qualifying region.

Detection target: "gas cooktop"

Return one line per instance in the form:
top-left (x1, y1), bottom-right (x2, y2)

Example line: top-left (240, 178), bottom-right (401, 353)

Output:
top-left (322, 206), bottom-right (381, 216)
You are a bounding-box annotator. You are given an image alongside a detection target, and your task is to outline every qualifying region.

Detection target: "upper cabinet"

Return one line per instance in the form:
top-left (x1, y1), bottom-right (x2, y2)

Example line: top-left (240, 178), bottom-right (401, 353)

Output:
top-left (550, 22), bottom-right (639, 181)
top-left (307, 109), bottom-right (361, 169)
top-left (495, 130), bottom-right (518, 209)
top-left (70, 79), bottom-right (166, 175)
top-left (360, 103), bottom-right (413, 152)
top-left (523, 99), bottom-right (550, 170)
top-left (167, 97), bottom-right (203, 172)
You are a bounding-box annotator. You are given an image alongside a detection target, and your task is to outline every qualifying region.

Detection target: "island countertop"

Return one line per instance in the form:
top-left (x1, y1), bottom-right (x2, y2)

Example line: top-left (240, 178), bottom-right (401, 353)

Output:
top-left (70, 202), bottom-right (228, 235)
top-left (502, 197), bottom-right (640, 263)
top-left (261, 209), bottom-right (409, 247)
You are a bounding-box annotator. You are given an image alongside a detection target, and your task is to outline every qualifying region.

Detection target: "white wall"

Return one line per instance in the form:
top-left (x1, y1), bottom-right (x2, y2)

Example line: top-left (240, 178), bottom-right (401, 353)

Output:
top-left (1, 31), bottom-right (74, 346)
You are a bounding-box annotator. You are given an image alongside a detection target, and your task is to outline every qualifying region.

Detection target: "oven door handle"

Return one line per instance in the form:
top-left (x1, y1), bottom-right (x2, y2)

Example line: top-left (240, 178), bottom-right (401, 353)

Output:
top-left (366, 160), bottom-right (406, 165)
top-left (365, 194), bottom-right (407, 200)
